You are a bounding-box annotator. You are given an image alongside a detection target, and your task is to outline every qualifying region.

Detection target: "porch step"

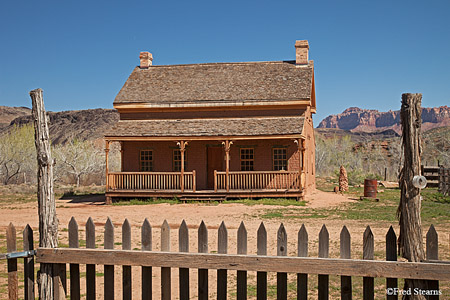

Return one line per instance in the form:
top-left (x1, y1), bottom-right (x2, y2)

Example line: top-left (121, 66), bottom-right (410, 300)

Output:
top-left (180, 194), bottom-right (227, 203)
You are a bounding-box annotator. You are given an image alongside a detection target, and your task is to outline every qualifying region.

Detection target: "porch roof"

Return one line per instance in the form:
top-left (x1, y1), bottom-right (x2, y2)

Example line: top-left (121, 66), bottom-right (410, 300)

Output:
top-left (104, 116), bottom-right (305, 139)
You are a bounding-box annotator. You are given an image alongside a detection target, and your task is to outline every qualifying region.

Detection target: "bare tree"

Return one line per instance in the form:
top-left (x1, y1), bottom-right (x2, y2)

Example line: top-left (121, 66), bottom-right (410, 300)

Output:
top-left (53, 138), bottom-right (104, 187)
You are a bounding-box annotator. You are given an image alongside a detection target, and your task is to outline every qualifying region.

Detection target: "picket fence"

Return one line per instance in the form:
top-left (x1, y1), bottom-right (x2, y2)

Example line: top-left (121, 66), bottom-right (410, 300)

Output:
top-left (3, 219), bottom-right (450, 300)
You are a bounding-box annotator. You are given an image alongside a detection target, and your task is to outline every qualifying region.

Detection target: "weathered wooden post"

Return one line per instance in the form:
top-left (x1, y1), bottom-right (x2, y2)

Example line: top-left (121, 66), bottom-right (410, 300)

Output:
top-left (397, 93), bottom-right (426, 299)
top-left (223, 140), bottom-right (232, 192)
top-left (30, 88), bottom-right (61, 299)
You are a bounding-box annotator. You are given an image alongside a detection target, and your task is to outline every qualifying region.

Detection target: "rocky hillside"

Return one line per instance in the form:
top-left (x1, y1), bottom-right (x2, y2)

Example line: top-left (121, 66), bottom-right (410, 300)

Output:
top-left (0, 106), bottom-right (32, 129)
top-left (1, 107), bottom-right (119, 144)
top-left (318, 106), bottom-right (450, 133)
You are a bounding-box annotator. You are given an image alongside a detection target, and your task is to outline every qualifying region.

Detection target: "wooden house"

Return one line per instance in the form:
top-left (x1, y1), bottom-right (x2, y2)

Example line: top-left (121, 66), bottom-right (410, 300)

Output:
top-left (104, 40), bottom-right (316, 202)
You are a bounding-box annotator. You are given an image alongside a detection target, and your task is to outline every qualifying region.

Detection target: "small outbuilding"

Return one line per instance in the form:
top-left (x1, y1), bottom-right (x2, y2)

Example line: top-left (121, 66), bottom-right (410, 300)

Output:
top-left (104, 40), bottom-right (316, 202)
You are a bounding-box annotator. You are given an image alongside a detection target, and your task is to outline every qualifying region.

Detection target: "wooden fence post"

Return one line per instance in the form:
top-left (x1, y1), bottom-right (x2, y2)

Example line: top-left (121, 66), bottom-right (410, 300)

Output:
top-left (237, 222), bottom-right (247, 300)
top-left (179, 220), bottom-right (190, 300)
top-left (7, 223), bottom-right (18, 300)
top-left (318, 225), bottom-right (329, 300)
top-left (198, 221), bottom-right (208, 300)
top-left (257, 222), bottom-right (267, 300)
top-left (340, 225), bottom-right (352, 300)
top-left (398, 93), bottom-right (427, 298)
top-left (142, 218), bottom-right (152, 300)
top-left (23, 225), bottom-right (35, 300)
top-left (30, 88), bottom-right (59, 300)
top-left (217, 221), bottom-right (228, 300)
top-left (297, 224), bottom-right (308, 300)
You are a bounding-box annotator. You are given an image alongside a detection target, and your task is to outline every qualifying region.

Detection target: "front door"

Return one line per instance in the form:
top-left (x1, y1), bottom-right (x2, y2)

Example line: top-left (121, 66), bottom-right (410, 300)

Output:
top-left (207, 147), bottom-right (224, 189)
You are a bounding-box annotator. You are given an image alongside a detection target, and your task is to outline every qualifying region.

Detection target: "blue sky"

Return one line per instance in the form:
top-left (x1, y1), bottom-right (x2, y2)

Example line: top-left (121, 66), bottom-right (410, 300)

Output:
top-left (1, 0), bottom-right (449, 124)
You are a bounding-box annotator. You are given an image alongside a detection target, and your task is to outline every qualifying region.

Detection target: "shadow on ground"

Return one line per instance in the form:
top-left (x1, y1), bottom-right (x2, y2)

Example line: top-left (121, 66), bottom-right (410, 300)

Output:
top-left (59, 193), bottom-right (106, 204)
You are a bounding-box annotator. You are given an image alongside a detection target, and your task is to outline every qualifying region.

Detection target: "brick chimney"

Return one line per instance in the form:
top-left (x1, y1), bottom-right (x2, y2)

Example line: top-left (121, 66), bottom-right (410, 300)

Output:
top-left (139, 52), bottom-right (153, 68)
top-left (295, 40), bottom-right (309, 65)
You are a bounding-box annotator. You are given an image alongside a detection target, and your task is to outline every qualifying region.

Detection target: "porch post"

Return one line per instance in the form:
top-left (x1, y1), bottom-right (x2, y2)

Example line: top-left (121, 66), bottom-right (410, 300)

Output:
top-left (105, 140), bottom-right (110, 193)
top-left (177, 141), bottom-right (188, 192)
top-left (298, 139), bottom-right (305, 191)
top-left (119, 141), bottom-right (124, 172)
top-left (223, 140), bottom-right (233, 192)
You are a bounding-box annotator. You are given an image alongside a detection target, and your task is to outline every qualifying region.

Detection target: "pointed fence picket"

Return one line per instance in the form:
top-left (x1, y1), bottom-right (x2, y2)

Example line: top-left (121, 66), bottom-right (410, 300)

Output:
top-left (3, 220), bottom-right (450, 300)
top-left (277, 224), bottom-right (288, 300)
top-left (237, 222), bottom-right (247, 300)
top-left (298, 224), bottom-right (308, 300)
top-left (217, 221), bottom-right (228, 300)
top-left (68, 217), bottom-right (80, 300)
top-left (86, 217), bottom-right (96, 300)
top-left (363, 226), bottom-right (375, 300)
top-left (257, 222), bottom-right (268, 300)
top-left (104, 217), bottom-right (115, 299)
top-left (178, 220), bottom-right (189, 300)
top-left (123, 219), bottom-right (132, 300)
top-left (318, 224), bottom-right (329, 300)
top-left (198, 221), bottom-right (208, 300)
top-left (386, 226), bottom-right (398, 300)
top-left (141, 218), bottom-right (152, 300)
top-left (7, 223), bottom-right (18, 300)
top-left (340, 225), bottom-right (351, 300)
top-left (161, 220), bottom-right (171, 300)
top-left (23, 225), bottom-right (34, 300)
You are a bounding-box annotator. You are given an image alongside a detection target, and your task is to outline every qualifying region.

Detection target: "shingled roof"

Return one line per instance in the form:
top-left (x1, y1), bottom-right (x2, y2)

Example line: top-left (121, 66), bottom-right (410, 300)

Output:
top-left (105, 116), bottom-right (305, 138)
top-left (114, 61), bottom-right (313, 105)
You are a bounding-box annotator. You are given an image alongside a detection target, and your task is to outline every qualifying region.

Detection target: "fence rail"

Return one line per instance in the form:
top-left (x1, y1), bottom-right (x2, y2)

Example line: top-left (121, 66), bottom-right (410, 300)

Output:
top-left (215, 171), bottom-right (301, 191)
top-left (107, 171), bottom-right (196, 192)
top-left (4, 220), bottom-right (450, 300)
top-left (439, 166), bottom-right (450, 196)
top-left (422, 165), bottom-right (440, 188)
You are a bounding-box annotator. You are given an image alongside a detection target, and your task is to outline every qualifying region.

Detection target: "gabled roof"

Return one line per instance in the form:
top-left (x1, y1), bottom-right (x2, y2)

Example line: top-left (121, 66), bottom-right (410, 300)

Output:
top-left (104, 116), bottom-right (305, 139)
top-left (114, 61), bottom-right (314, 106)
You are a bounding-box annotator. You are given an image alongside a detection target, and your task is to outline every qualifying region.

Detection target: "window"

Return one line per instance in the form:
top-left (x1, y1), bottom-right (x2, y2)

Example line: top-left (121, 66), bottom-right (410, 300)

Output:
top-left (273, 148), bottom-right (287, 171)
top-left (240, 148), bottom-right (254, 171)
top-left (140, 150), bottom-right (153, 171)
top-left (173, 149), bottom-right (187, 171)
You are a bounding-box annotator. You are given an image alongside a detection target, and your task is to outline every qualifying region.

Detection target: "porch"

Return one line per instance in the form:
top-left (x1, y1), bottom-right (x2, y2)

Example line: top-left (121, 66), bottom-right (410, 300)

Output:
top-left (106, 170), bottom-right (303, 201)
top-left (104, 116), bottom-right (310, 202)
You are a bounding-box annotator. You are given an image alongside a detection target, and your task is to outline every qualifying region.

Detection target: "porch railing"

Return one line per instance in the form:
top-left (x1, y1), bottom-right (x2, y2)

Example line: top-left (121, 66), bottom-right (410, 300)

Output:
top-left (215, 171), bottom-right (301, 191)
top-left (107, 171), bottom-right (196, 192)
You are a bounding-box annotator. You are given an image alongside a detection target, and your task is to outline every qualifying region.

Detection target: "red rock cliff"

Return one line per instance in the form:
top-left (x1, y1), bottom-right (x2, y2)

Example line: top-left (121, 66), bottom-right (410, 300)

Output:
top-left (318, 106), bottom-right (450, 132)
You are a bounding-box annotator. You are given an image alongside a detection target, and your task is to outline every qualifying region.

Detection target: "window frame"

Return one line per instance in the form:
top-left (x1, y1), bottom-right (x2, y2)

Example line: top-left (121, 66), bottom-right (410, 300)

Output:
top-left (273, 148), bottom-right (288, 171)
top-left (139, 149), bottom-right (153, 171)
top-left (240, 148), bottom-right (254, 171)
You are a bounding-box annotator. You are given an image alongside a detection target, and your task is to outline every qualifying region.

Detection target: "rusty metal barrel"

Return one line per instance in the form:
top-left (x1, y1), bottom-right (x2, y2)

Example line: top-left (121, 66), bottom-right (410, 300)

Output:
top-left (364, 179), bottom-right (378, 198)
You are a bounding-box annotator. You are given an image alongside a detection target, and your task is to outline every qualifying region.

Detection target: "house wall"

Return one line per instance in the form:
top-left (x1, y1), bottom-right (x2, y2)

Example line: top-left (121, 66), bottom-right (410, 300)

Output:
top-left (121, 139), bottom-right (300, 190)
top-left (302, 107), bottom-right (316, 193)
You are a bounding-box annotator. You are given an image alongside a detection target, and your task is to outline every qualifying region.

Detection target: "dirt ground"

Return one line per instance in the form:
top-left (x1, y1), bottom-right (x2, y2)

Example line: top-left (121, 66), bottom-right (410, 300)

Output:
top-left (0, 190), bottom-right (448, 299)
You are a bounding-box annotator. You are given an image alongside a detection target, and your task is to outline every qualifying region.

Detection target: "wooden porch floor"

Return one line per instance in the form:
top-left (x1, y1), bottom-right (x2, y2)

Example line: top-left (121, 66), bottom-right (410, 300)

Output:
top-left (106, 189), bottom-right (303, 203)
